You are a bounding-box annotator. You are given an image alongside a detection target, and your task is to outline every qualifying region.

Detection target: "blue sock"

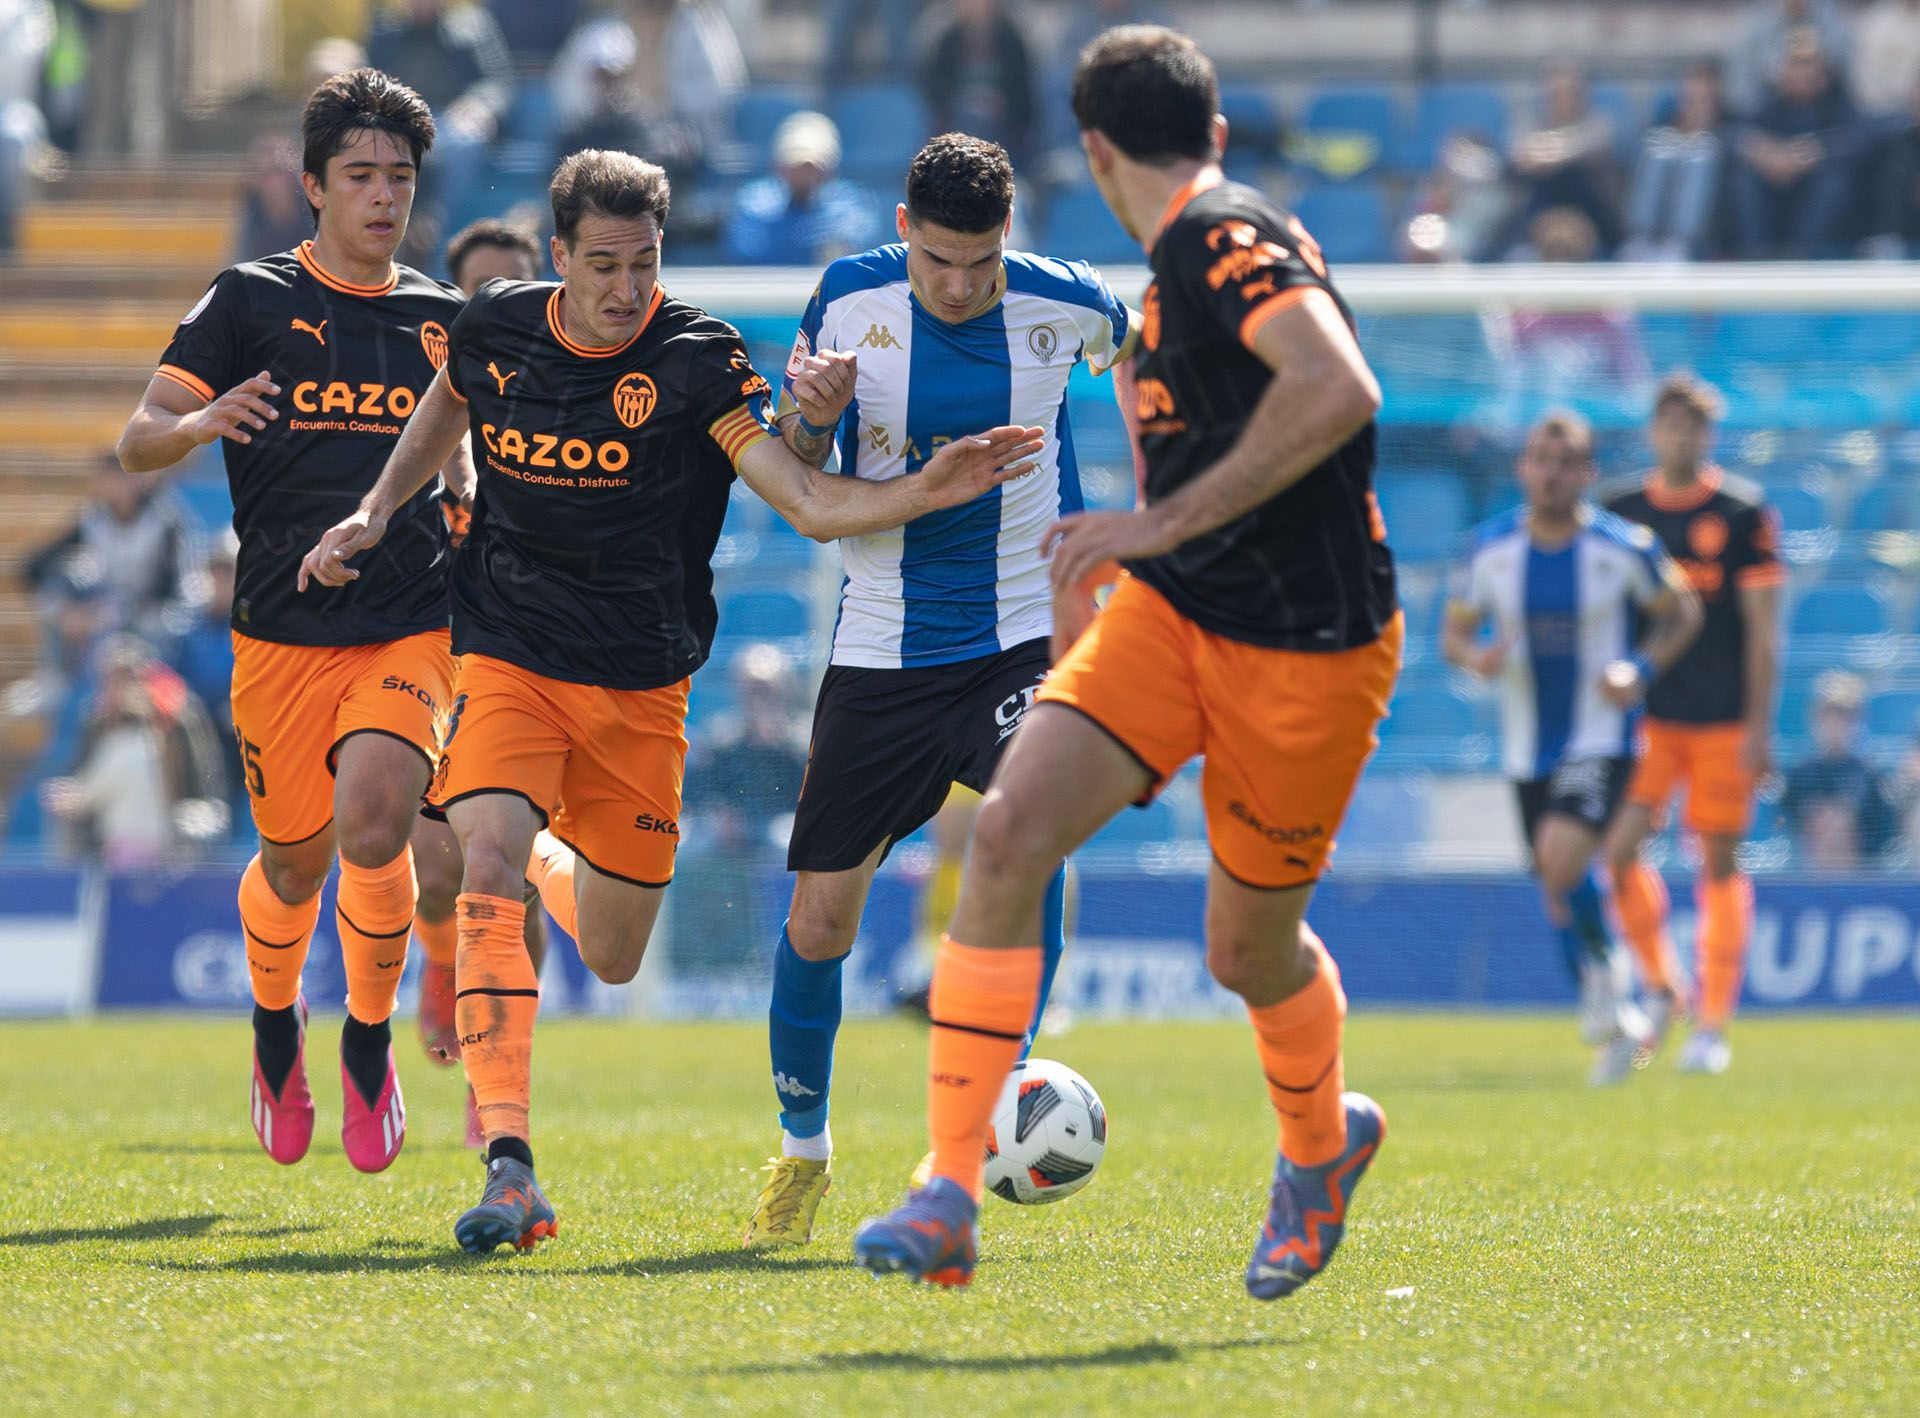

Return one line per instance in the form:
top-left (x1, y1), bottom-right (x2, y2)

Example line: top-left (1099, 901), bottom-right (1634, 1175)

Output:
top-left (1552, 922), bottom-right (1585, 985)
top-left (1568, 870), bottom-right (1612, 965)
top-left (1021, 865), bottom-right (1068, 1059)
top-left (768, 923), bottom-right (843, 1137)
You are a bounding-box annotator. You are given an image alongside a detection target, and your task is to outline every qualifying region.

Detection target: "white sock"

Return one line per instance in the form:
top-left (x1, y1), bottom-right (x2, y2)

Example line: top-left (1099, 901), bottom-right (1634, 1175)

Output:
top-left (781, 1126), bottom-right (831, 1162)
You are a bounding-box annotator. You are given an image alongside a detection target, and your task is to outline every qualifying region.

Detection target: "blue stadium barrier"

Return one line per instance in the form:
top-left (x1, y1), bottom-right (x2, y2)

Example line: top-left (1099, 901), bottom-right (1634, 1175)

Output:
top-left (1867, 688), bottom-right (1920, 742)
top-left (719, 588), bottom-right (812, 641)
top-left (1374, 468), bottom-right (1471, 562)
top-left (1791, 585), bottom-right (1891, 639)
top-left (1847, 480), bottom-right (1909, 533)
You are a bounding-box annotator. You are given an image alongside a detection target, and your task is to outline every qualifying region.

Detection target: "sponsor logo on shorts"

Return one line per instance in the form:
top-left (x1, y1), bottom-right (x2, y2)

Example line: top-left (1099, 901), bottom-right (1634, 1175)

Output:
top-left (1548, 758), bottom-right (1611, 820)
top-left (1227, 800), bottom-right (1325, 846)
top-left (994, 683), bottom-right (1043, 743)
top-left (380, 675), bottom-right (436, 709)
top-left (634, 812), bottom-right (680, 835)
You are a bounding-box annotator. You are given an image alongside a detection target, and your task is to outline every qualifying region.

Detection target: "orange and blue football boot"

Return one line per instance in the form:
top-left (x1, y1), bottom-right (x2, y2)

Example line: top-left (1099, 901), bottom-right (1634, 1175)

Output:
top-left (1245, 1092), bottom-right (1386, 1300)
top-left (851, 1176), bottom-right (978, 1286)
top-left (249, 995), bottom-right (314, 1166)
top-left (455, 1156), bottom-right (558, 1254)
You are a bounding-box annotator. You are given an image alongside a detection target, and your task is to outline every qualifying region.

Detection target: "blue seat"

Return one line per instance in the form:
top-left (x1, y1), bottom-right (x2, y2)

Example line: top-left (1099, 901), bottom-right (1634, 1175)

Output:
top-left (831, 83), bottom-right (931, 184)
top-left (1769, 485), bottom-right (1830, 535)
top-left (1041, 185), bottom-right (1139, 266)
top-left (733, 88), bottom-right (812, 157)
top-left (1847, 481), bottom-right (1910, 533)
top-left (1401, 82), bottom-right (1510, 172)
top-left (1086, 796), bottom-right (1181, 850)
top-left (1866, 688), bottom-right (1920, 741)
top-left (177, 476), bottom-right (232, 532)
top-left (1374, 469), bottom-right (1470, 562)
top-left (1290, 180), bottom-right (1391, 264)
top-left (1219, 83), bottom-right (1284, 154)
top-left (1791, 585), bottom-right (1890, 639)
top-left (720, 589), bottom-right (812, 641)
top-left (1584, 82), bottom-right (1644, 160)
top-left (502, 85), bottom-right (558, 146)
top-left (1296, 84), bottom-right (1399, 180)
top-left (1383, 684), bottom-right (1481, 741)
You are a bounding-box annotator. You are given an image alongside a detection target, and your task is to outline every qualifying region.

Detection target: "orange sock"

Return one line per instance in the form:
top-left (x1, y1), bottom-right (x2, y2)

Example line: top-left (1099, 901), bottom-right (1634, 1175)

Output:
top-left (239, 853), bottom-right (322, 1011)
top-left (927, 935), bottom-right (1043, 1200)
top-left (1247, 929), bottom-right (1349, 1168)
top-left (526, 829), bottom-right (578, 940)
top-left (1612, 861), bottom-right (1680, 995)
top-left (412, 913), bottom-right (458, 969)
top-left (1696, 873), bottom-right (1753, 1030)
top-left (336, 847), bottom-right (416, 1025)
top-left (456, 893), bottom-right (538, 1143)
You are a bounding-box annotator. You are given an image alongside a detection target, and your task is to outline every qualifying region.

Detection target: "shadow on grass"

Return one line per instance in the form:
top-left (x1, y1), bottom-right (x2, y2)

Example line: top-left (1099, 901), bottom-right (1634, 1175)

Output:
top-left (148, 1245), bottom-right (844, 1277)
top-left (0, 1213), bottom-right (228, 1246)
top-left (1383, 1070), bottom-right (1553, 1095)
top-left (111, 1142), bottom-right (263, 1157)
top-left (702, 1335), bottom-right (1290, 1376)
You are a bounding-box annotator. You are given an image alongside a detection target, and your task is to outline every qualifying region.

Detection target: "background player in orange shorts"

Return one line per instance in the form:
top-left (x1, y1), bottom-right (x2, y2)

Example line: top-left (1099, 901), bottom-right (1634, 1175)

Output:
top-left (116, 70), bottom-right (468, 1175)
top-left (1602, 375), bottom-right (1784, 1075)
top-left (302, 149), bottom-right (1043, 1252)
top-left (855, 26), bottom-right (1399, 1298)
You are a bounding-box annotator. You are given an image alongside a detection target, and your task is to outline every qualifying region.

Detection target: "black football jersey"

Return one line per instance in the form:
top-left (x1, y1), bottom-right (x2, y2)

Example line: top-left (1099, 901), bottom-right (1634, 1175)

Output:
top-left (155, 242), bottom-right (463, 646)
top-left (443, 280), bottom-right (778, 690)
top-left (1127, 178), bottom-right (1396, 652)
top-left (1602, 467), bottom-right (1783, 724)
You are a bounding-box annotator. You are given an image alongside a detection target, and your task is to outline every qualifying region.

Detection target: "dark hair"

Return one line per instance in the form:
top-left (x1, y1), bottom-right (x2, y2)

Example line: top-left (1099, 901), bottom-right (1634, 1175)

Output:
top-left (904, 133), bottom-right (1015, 235)
top-left (1653, 371), bottom-right (1724, 425)
top-left (550, 149), bottom-right (672, 245)
top-left (1071, 25), bottom-right (1217, 165)
top-left (300, 68), bottom-right (435, 216)
top-left (445, 218), bottom-right (541, 287)
top-left (1528, 410), bottom-right (1595, 461)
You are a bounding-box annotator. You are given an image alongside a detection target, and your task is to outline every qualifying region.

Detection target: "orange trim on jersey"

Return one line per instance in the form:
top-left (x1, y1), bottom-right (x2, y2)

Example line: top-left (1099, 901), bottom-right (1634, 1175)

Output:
top-left (1641, 464), bottom-right (1724, 512)
top-left (1238, 286), bottom-right (1321, 351)
top-left (710, 405), bottom-right (771, 468)
top-left (546, 283), bottom-right (663, 359)
top-left (1737, 563), bottom-right (1786, 588)
top-left (1149, 168), bottom-right (1225, 254)
top-left (440, 366), bottom-right (468, 403)
top-left (296, 240), bottom-right (398, 297)
top-left (155, 363), bottom-right (215, 404)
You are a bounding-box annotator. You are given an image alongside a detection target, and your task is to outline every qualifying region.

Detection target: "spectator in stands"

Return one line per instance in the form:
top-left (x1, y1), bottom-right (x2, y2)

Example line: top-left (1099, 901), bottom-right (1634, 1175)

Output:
top-left (167, 533), bottom-right (242, 834)
top-left (1727, 0), bottom-right (1854, 117)
top-left (676, 644), bottom-right (810, 975)
top-left (549, 23), bottom-right (656, 175)
top-left (919, 0), bottom-right (1036, 165)
top-left (1851, 0), bottom-right (1920, 115)
top-left (485, 0), bottom-right (584, 66)
top-left (234, 134), bottom-right (310, 261)
top-left (1624, 60), bottom-right (1732, 262)
top-left (1401, 133), bottom-right (1510, 263)
top-left (365, 0), bottom-right (515, 258)
top-left (40, 634), bottom-right (227, 868)
top-left (445, 216), bottom-right (541, 293)
top-left (724, 111), bottom-right (883, 266)
top-left (1779, 670), bottom-right (1899, 869)
top-left (1732, 31), bottom-right (1864, 258)
top-left (0, 0), bottom-right (51, 255)
top-left (1507, 63), bottom-right (1623, 256)
top-left (550, 1), bottom-right (746, 183)
top-left (76, 0), bottom-right (173, 157)
top-left (822, 0), bottom-right (925, 83)
top-left (27, 452), bottom-right (196, 653)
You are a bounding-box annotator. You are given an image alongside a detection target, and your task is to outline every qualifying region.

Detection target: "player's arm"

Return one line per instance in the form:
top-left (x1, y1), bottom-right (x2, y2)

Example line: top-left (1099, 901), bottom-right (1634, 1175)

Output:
top-left (117, 370), bottom-right (282, 474)
top-left (1739, 578), bottom-right (1782, 776)
top-left (777, 350), bottom-right (856, 470)
top-left (1441, 601), bottom-right (1508, 679)
top-left (1046, 290), bottom-right (1380, 593)
top-left (1599, 563), bottom-right (1703, 708)
top-left (297, 368), bottom-right (469, 590)
top-left (737, 422), bottom-right (1045, 542)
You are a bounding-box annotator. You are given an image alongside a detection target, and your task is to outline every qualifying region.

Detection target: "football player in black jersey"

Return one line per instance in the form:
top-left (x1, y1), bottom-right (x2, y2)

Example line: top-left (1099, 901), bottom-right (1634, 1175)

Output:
top-left (301, 148), bottom-right (1043, 1252)
top-left (116, 68), bottom-right (504, 1178)
top-left (856, 26), bottom-right (1399, 1298)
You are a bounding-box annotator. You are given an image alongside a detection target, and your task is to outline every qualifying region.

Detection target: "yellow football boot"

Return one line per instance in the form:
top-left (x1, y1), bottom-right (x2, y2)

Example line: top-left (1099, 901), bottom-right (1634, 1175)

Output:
top-left (743, 1155), bottom-right (832, 1248)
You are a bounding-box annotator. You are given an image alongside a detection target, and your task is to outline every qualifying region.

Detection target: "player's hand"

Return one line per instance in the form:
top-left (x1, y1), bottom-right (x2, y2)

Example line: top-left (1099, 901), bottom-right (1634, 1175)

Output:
top-left (1466, 640), bottom-right (1509, 679)
top-left (918, 424), bottom-right (1045, 509)
top-left (190, 371), bottom-right (280, 447)
top-left (1051, 576), bottom-right (1111, 664)
top-left (1740, 722), bottom-right (1773, 779)
top-left (1598, 658), bottom-right (1646, 709)
top-left (1043, 508), bottom-right (1180, 596)
top-left (790, 350), bottom-right (858, 428)
top-left (298, 508), bottom-right (389, 591)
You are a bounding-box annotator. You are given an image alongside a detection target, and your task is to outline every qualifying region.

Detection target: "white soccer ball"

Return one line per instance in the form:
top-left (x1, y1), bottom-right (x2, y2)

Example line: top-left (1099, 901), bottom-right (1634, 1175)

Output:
top-left (982, 1058), bottom-right (1107, 1205)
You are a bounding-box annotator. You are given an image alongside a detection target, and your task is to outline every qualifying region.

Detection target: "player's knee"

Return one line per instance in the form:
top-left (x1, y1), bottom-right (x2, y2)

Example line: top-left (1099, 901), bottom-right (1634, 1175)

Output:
top-left (261, 853), bottom-right (327, 906)
top-left (413, 843), bottom-right (463, 919)
top-left (786, 905), bottom-right (857, 962)
top-left (1206, 922), bottom-right (1313, 998)
top-left (580, 934), bottom-right (646, 985)
top-left (458, 834), bottom-right (522, 902)
top-left (968, 791), bottom-right (1049, 888)
top-left (334, 801), bottom-right (416, 869)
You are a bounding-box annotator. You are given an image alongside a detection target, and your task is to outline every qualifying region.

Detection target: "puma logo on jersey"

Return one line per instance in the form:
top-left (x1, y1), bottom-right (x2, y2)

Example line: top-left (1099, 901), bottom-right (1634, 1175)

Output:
top-left (291, 318), bottom-right (328, 345)
top-left (488, 361), bottom-right (519, 394)
top-left (857, 323), bottom-right (901, 350)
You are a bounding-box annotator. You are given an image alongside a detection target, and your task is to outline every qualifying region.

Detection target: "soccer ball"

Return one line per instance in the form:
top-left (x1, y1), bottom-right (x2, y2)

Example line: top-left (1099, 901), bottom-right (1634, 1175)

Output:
top-left (982, 1058), bottom-right (1107, 1205)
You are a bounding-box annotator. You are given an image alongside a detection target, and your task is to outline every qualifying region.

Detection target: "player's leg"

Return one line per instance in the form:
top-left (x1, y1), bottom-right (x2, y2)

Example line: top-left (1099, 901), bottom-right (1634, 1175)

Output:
top-left (230, 635), bottom-right (345, 1165)
top-left (410, 813), bottom-right (463, 1064)
top-left (1679, 726), bottom-right (1757, 1073)
top-left (1606, 725), bottom-right (1687, 1000)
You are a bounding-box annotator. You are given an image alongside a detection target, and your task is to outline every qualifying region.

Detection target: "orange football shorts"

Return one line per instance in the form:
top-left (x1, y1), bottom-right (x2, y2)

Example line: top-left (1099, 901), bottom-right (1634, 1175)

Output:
top-left (1038, 574), bottom-right (1402, 890)
top-left (429, 653), bottom-right (689, 887)
top-left (1627, 719), bottom-right (1757, 836)
top-left (228, 628), bottom-right (453, 845)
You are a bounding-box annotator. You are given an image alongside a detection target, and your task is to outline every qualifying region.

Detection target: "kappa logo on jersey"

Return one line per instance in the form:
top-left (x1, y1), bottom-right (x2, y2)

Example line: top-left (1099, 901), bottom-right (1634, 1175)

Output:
top-left (857, 323), bottom-right (902, 350)
top-left (613, 371), bottom-right (658, 429)
top-left (291, 318), bottom-right (328, 346)
top-left (1689, 513), bottom-right (1729, 560)
top-left (419, 320), bottom-right (449, 370)
top-left (1028, 323), bottom-right (1060, 365)
top-left (487, 361), bottom-right (519, 395)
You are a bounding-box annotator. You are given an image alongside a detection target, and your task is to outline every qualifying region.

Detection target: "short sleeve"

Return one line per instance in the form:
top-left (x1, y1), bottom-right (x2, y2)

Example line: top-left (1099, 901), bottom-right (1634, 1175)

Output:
top-left (1068, 264), bottom-right (1136, 375)
top-left (1732, 502), bottom-right (1785, 589)
top-left (1621, 522), bottom-right (1672, 608)
top-left (1446, 537), bottom-right (1489, 620)
top-left (1172, 206), bottom-right (1335, 353)
top-left (775, 280), bottom-right (830, 421)
top-left (443, 282), bottom-right (499, 402)
top-left (691, 331), bottom-right (779, 470)
top-left (155, 270), bottom-right (248, 405)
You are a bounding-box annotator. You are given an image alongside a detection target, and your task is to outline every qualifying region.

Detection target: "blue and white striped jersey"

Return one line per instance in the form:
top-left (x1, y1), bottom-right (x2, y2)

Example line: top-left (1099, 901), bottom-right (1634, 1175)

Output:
top-left (1452, 505), bottom-right (1674, 780)
top-left (779, 244), bottom-right (1134, 668)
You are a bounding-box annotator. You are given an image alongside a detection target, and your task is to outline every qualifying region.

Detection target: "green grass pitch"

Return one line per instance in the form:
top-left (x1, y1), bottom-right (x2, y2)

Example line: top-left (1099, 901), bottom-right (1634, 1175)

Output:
top-left (2, 1013), bottom-right (1915, 1415)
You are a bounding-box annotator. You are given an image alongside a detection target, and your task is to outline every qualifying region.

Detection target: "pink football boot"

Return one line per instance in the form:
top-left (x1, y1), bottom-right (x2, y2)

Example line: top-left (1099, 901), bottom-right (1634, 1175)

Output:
top-left (339, 1034), bottom-right (407, 1173)
top-left (249, 996), bottom-right (315, 1165)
